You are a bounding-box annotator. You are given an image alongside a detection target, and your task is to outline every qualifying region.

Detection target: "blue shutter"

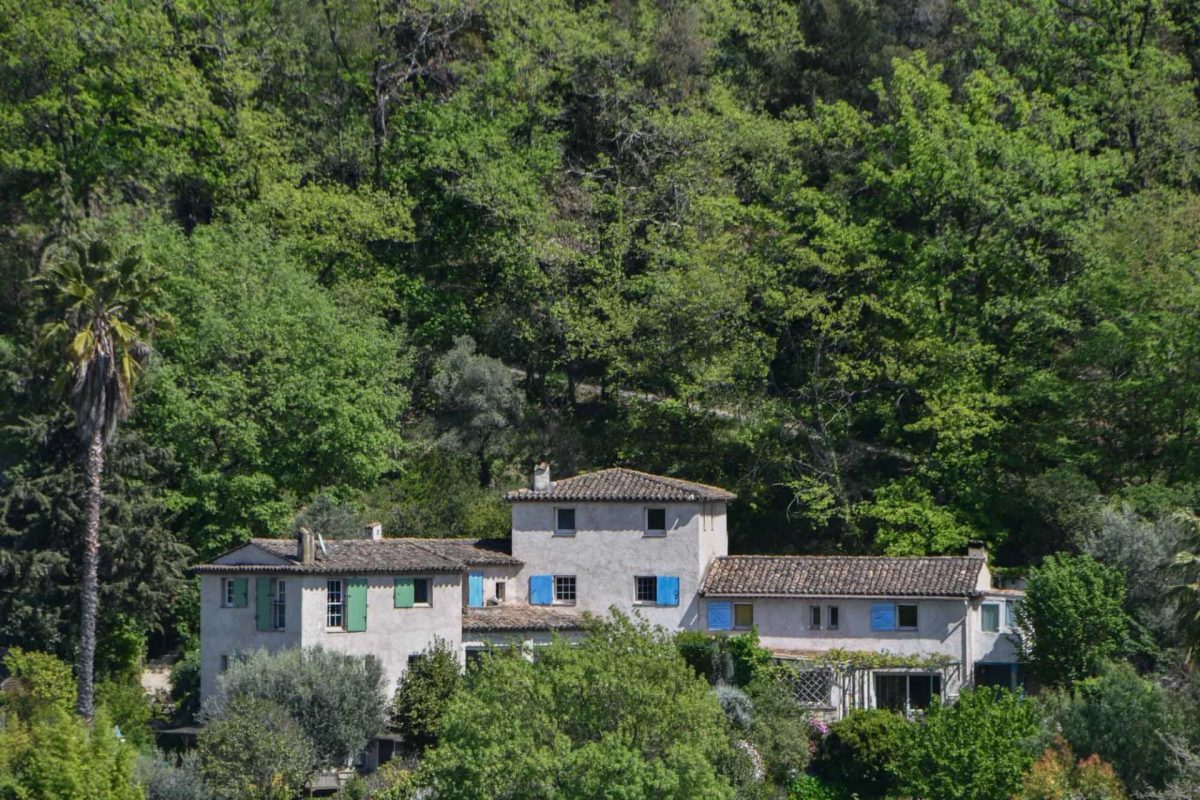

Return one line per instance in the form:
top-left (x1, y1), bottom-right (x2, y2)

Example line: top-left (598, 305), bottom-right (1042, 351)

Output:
top-left (468, 572), bottom-right (484, 608)
top-left (530, 575), bottom-right (553, 605)
top-left (707, 600), bottom-right (732, 631)
top-left (870, 603), bottom-right (895, 631)
top-left (657, 576), bottom-right (680, 607)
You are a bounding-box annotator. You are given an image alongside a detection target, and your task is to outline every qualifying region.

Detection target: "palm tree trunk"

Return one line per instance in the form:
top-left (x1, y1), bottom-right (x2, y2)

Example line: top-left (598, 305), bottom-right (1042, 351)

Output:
top-left (76, 428), bottom-right (103, 720)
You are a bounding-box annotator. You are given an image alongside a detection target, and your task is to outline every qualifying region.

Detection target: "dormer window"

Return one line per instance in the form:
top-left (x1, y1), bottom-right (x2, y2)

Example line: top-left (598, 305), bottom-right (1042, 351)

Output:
top-left (646, 508), bottom-right (666, 536)
top-left (555, 508), bottom-right (576, 536)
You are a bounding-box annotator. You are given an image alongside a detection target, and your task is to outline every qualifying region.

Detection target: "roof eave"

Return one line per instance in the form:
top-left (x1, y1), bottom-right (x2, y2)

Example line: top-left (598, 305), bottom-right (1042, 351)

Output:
top-left (700, 591), bottom-right (975, 600)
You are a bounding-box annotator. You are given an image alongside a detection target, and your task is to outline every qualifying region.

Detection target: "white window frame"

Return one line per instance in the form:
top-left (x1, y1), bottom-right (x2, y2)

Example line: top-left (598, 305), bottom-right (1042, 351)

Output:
top-left (634, 575), bottom-right (657, 604)
top-left (554, 507), bottom-right (576, 536)
top-left (553, 575), bottom-right (576, 605)
top-left (413, 577), bottom-right (433, 607)
top-left (827, 605), bottom-right (840, 630)
top-left (733, 602), bottom-right (754, 630)
top-left (271, 579), bottom-right (286, 630)
top-left (326, 579), bottom-right (345, 629)
top-left (981, 602), bottom-right (1000, 633)
top-left (222, 578), bottom-right (236, 608)
top-left (645, 507), bottom-right (667, 536)
top-left (896, 603), bottom-right (919, 631)
top-left (809, 605), bottom-right (822, 630)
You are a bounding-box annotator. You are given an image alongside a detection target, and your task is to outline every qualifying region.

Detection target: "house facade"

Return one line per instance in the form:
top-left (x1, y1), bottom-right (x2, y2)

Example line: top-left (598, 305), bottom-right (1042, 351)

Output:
top-left (196, 466), bottom-right (1023, 716)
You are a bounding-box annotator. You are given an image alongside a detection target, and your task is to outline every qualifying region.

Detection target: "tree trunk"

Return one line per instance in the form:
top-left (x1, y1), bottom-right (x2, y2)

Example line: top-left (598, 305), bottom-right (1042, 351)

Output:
top-left (76, 428), bottom-right (104, 720)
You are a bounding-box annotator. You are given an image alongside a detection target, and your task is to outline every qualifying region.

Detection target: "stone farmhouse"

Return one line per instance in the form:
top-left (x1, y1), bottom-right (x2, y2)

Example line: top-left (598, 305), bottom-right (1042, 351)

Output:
top-left (196, 465), bottom-right (1024, 718)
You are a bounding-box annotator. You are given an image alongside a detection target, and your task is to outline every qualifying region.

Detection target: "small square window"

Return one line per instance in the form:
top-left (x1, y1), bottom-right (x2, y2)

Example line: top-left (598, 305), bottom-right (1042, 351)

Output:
top-left (828, 606), bottom-right (839, 630)
top-left (554, 575), bottom-right (576, 604)
top-left (635, 576), bottom-right (657, 603)
top-left (981, 603), bottom-right (1000, 632)
top-left (413, 578), bottom-right (431, 606)
top-left (897, 604), bottom-right (919, 630)
top-left (809, 605), bottom-right (822, 629)
top-left (733, 603), bottom-right (754, 629)
top-left (555, 508), bottom-right (576, 535)
top-left (646, 508), bottom-right (666, 534)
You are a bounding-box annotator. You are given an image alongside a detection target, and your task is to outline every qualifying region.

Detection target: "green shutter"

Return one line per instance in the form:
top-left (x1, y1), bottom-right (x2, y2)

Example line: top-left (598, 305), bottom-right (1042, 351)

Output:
top-left (346, 577), bottom-right (368, 631)
top-left (233, 578), bottom-right (248, 608)
top-left (255, 577), bottom-right (271, 631)
top-left (394, 577), bottom-right (414, 608)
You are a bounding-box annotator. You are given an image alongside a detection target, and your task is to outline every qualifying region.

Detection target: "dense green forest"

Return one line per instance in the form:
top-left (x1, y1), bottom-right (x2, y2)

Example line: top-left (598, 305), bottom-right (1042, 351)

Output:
top-left (2, 0), bottom-right (1200, 666)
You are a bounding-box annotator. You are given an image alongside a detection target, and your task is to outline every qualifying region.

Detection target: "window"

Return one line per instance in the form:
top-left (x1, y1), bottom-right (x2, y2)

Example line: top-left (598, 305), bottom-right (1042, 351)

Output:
top-left (981, 602), bottom-right (1000, 632)
top-left (327, 579), bottom-right (344, 628)
top-left (223, 579), bottom-right (236, 608)
top-left (875, 673), bottom-right (941, 713)
top-left (495, 581), bottom-right (506, 602)
top-left (1005, 600), bottom-right (1020, 628)
top-left (407, 653), bottom-right (426, 667)
top-left (828, 606), bottom-right (840, 630)
top-left (733, 603), bottom-right (754, 630)
top-left (897, 604), bottom-right (919, 630)
top-left (646, 507), bottom-right (666, 535)
top-left (271, 579), bottom-right (286, 630)
top-left (555, 508), bottom-right (576, 535)
top-left (554, 575), bottom-right (576, 604)
top-left (809, 605), bottom-right (822, 630)
top-left (635, 576), bottom-right (657, 603)
top-left (413, 578), bottom-right (431, 606)
top-left (219, 655), bottom-right (229, 673)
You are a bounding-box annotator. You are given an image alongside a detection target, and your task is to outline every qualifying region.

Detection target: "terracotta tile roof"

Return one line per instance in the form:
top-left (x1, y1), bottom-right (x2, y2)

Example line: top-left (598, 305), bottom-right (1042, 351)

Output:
top-left (462, 605), bottom-right (584, 632)
top-left (506, 467), bottom-right (736, 503)
top-left (193, 537), bottom-right (520, 574)
top-left (701, 555), bottom-right (984, 597)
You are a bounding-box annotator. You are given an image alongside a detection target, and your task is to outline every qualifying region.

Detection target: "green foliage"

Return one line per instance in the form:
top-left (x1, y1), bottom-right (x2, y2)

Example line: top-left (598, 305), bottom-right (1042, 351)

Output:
top-left (0, 707), bottom-right (141, 799)
top-left (203, 646), bottom-right (388, 768)
top-left (1170, 512), bottom-right (1200, 667)
top-left (813, 709), bottom-right (912, 798)
top-left (419, 613), bottom-right (738, 798)
top-left (676, 629), bottom-right (773, 687)
top-left (1038, 661), bottom-right (1197, 793)
top-left (744, 672), bottom-right (813, 787)
top-left (169, 649), bottom-right (201, 722)
top-left (294, 495), bottom-right (364, 541)
top-left (197, 696), bottom-right (314, 800)
top-left (390, 637), bottom-right (462, 752)
top-left (96, 676), bottom-right (156, 751)
top-left (1018, 554), bottom-right (1130, 687)
top-left (138, 750), bottom-right (214, 800)
top-left (2, 648), bottom-right (75, 720)
top-left (787, 774), bottom-right (851, 800)
top-left (895, 687), bottom-right (1040, 800)
top-left (1016, 739), bottom-right (1127, 800)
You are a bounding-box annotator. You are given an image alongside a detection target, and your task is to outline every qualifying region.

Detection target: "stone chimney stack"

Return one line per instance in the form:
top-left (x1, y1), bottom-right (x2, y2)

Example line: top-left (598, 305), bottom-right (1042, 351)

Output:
top-left (532, 462), bottom-right (551, 491)
top-left (297, 527), bottom-right (316, 565)
top-left (365, 521), bottom-right (383, 541)
top-left (967, 540), bottom-right (987, 560)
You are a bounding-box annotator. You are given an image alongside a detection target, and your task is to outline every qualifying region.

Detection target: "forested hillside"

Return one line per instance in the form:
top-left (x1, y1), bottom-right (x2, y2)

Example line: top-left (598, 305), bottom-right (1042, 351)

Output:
top-left (2, 0), bottom-right (1199, 663)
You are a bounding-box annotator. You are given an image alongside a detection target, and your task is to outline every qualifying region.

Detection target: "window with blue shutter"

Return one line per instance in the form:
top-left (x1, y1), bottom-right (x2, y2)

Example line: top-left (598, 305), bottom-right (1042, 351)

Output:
top-left (657, 576), bottom-right (680, 607)
top-left (870, 603), bottom-right (895, 631)
top-left (468, 572), bottom-right (484, 608)
top-left (530, 575), bottom-right (553, 605)
top-left (707, 600), bottom-right (732, 631)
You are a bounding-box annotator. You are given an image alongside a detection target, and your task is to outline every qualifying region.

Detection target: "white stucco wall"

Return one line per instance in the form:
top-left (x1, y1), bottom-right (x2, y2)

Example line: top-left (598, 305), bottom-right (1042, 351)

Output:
top-left (510, 501), bottom-right (728, 629)
top-left (199, 573), bottom-right (302, 701)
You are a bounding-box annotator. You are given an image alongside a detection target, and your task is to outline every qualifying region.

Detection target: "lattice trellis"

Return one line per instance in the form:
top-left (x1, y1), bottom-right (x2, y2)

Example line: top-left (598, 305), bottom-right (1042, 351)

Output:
top-left (779, 665), bottom-right (834, 707)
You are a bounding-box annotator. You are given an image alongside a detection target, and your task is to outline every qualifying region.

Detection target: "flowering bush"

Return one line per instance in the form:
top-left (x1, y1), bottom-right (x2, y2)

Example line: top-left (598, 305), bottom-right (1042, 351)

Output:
top-left (1016, 739), bottom-right (1127, 800)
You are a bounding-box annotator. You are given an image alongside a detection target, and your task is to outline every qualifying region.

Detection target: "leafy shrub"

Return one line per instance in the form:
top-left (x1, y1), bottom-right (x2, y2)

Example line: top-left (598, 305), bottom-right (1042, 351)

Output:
top-left (716, 683), bottom-right (755, 731)
top-left (788, 774), bottom-right (851, 800)
top-left (138, 750), bottom-right (214, 800)
top-left (97, 675), bottom-right (156, 750)
top-left (676, 629), bottom-right (772, 687)
top-left (1016, 739), bottom-right (1127, 800)
top-left (813, 708), bottom-right (911, 797)
top-left (198, 696), bottom-right (315, 800)
top-left (1039, 660), bottom-right (1196, 793)
top-left (0, 707), bottom-right (141, 799)
top-left (746, 672), bottom-right (813, 786)
top-left (2, 647), bottom-right (75, 719)
top-left (169, 648), bottom-right (201, 721)
top-left (895, 687), bottom-right (1039, 800)
top-left (390, 637), bottom-right (462, 752)
top-left (203, 645), bottom-right (387, 767)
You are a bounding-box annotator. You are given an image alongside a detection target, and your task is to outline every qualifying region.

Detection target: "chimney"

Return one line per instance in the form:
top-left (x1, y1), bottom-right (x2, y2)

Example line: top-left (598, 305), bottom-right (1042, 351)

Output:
top-left (297, 527), bottom-right (315, 565)
top-left (967, 540), bottom-right (987, 559)
top-left (532, 462), bottom-right (551, 492)
top-left (365, 521), bottom-right (383, 541)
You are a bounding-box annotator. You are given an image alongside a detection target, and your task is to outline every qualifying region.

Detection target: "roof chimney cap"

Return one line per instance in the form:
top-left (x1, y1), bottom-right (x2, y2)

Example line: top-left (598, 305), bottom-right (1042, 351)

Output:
top-left (532, 462), bottom-right (551, 492)
top-left (365, 521), bottom-right (383, 541)
top-left (297, 527), bottom-right (316, 565)
top-left (967, 540), bottom-right (987, 559)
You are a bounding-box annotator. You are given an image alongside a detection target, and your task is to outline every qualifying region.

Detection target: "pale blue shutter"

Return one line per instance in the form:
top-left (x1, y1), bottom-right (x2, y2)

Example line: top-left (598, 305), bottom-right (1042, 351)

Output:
top-left (530, 575), bottom-right (553, 605)
top-left (657, 576), bottom-right (680, 607)
top-left (707, 600), bottom-right (732, 631)
top-left (870, 603), bottom-right (895, 631)
top-left (468, 572), bottom-right (484, 608)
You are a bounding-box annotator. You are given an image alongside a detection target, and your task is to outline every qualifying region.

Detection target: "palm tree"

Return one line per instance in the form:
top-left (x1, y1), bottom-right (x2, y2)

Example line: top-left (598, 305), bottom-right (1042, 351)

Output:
top-left (34, 238), bottom-right (165, 719)
top-left (1170, 512), bottom-right (1200, 669)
